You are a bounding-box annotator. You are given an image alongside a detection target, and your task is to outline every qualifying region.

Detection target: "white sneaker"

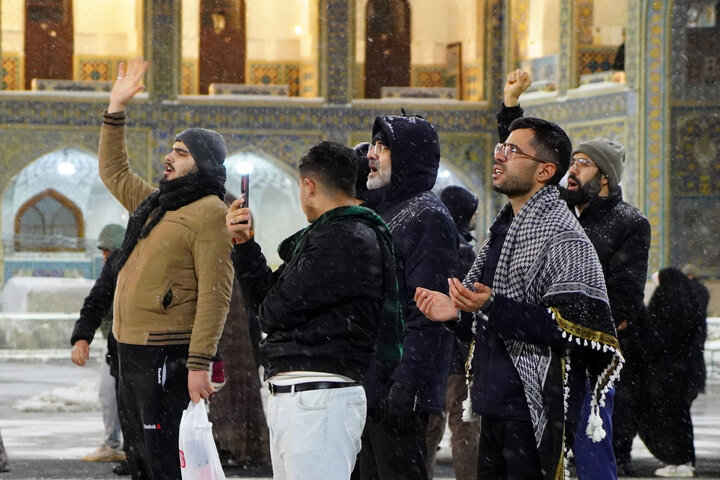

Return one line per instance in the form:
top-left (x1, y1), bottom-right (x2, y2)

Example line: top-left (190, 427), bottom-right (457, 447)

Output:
top-left (82, 444), bottom-right (126, 462)
top-left (654, 462), bottom-right (695, 477)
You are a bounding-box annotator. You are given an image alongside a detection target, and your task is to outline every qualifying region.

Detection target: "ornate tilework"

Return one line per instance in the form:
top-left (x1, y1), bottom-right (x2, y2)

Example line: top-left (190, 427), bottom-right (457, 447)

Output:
top-left (1, 55), bottom-right (21, 91)
top-left (78, 59), bottom-right (112, 82)
top-left (413, 66), bottom-right (445, 88)
top-left (181, 61), bottom-right (197, 95)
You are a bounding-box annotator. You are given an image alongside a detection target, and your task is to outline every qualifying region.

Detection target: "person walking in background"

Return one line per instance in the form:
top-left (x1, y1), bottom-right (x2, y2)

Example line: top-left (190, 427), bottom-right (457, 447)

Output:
top-left (355, 112), bottom-right (458, 480)
top-left (424, 185), bottom-right (481, 480)
top-left (227, 140), bottom-right (402, 480)
top-left (415, 116), bottom-right (621, 480)
top-left (100, 57), bottom-right (234, 479)
top-left (70, 223), bottom-right (128, 471)
top-left (640, 267), bottom-right (708, 478)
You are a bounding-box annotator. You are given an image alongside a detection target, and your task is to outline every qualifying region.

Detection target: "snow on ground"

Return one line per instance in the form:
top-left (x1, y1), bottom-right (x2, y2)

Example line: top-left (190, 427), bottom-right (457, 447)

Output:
top-left (14, 381), bottom-right (99, 413)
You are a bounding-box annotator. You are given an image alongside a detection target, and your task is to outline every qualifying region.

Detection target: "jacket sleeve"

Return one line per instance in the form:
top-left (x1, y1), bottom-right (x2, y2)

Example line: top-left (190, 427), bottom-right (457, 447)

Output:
top-left (70, 253), bottom-right (118, 346)
top-left (497, 104), bottom-right (525, 143)
top-left (99, 111), bottom-right (155, 213)
top-left (187, 207), bottom-right (234, 371)
top-left (486, 294), bottom-right (567, 348)
top-left (392, 212), bottom-right (459, 388)
top-left (231, 238), bottom-right (276, 312)
top-left (606, 216), bottom-right (651, 328)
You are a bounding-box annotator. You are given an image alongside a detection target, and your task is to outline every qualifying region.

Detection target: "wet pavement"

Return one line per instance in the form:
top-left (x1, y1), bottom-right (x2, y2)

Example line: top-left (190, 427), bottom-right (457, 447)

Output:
top-left (1, 351), bottom-right (719, 479)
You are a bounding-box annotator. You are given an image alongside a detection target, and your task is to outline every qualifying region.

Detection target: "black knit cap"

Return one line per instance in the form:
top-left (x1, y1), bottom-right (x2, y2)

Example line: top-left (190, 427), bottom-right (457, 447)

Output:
top-left (174, 128), bottom-right (227, 178)
top-left (440, 185), bottom-right (478, 231)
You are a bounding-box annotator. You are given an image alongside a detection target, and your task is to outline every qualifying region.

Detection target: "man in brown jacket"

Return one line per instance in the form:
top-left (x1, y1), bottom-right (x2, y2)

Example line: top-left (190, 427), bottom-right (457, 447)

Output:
top-left (99, 57), bottom-right (234, 479)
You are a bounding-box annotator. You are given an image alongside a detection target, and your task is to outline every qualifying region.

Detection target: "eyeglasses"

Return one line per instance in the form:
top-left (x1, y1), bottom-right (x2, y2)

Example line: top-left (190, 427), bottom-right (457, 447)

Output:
top-left (569, 157), bottom-right (597, 169)
top-left (371, 141), bottom-right (388, 156)
top-left (494, 142), bottom-right (545, 163)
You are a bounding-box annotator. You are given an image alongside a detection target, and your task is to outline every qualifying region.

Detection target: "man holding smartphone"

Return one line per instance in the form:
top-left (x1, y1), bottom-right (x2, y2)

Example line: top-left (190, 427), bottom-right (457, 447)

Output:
top-left (227, 141), bottom-right (402, 480)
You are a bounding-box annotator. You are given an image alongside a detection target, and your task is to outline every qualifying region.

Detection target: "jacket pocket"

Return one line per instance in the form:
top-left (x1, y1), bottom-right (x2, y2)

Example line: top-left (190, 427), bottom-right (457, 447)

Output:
top-left (162, 289), bottom-right (173, 309)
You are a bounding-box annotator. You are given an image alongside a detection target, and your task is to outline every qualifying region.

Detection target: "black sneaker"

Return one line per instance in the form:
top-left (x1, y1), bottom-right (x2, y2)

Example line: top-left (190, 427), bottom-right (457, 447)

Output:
top-left (113, 460), bottom-right (130, 476)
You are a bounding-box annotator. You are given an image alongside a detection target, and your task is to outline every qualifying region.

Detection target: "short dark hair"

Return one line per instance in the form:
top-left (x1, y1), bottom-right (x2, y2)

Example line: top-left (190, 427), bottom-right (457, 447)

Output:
top-left (509, 117), bottom-right (572, 185)
top-left (299, 141), bottom-right (357, 197)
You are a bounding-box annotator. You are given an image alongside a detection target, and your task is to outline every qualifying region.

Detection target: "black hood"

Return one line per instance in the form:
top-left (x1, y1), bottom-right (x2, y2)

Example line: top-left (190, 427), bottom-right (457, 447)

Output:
top-left (372, 114), bottom-right (440, 202)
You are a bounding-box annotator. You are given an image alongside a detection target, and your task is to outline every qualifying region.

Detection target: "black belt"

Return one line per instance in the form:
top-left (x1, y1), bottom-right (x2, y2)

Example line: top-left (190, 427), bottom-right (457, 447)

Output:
top-left (268, 381), bottom-right (360, 395)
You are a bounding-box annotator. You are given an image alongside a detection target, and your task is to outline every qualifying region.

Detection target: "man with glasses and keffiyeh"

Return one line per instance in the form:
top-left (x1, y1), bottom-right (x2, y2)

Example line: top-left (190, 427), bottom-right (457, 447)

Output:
top-left (416, 113), bottom-right (621, 480)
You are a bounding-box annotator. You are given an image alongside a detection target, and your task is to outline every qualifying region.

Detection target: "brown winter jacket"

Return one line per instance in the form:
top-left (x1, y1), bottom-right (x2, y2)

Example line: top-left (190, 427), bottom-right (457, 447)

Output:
top-left (99, 111), bottom-right (233, 370)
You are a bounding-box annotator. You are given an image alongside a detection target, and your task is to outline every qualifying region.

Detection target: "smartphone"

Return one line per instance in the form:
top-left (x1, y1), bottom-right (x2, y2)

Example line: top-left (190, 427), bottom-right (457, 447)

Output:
top-left (239, 174), bottom-right (250, 223)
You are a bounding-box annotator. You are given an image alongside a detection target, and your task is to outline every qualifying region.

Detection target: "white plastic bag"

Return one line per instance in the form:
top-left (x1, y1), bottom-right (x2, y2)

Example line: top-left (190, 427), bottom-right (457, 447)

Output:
top-left (178, 401), bottom-right (226, 480)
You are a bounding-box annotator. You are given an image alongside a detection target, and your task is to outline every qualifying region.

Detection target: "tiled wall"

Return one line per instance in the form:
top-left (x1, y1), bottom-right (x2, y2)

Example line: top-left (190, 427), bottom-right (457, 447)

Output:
top-left (1, 54), bottom-right (318, 97)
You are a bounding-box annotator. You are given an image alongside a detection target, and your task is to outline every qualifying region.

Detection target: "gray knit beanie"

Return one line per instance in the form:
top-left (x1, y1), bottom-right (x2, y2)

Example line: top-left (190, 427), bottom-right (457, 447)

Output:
top-left (97, 223), bottom-right (126, 252)
top-left (571, 138), bottom-right (626, 190)
top-left (174, 128), bottom-right (227, 176)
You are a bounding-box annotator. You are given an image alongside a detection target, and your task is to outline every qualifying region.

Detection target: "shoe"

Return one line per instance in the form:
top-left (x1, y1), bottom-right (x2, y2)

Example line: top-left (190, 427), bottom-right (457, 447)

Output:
top-left (82, 444), bottom-right (126, 462)
top-left (654, 462), bottom-right (695, 477)
top-left (113, 460), bottom-right (130, 476)
top-left (211, 360), bottom-right (226, 392)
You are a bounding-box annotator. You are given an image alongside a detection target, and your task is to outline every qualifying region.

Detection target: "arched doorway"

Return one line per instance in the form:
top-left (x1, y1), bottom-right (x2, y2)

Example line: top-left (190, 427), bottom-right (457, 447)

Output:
top-left (14, 189), bottom-right (83, 252)
top-left (364, 0), bottom-right (411, 98)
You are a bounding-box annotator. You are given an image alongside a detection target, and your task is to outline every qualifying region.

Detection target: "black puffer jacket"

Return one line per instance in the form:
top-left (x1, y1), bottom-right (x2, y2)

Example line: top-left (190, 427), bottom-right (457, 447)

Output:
top-left (233, 206), bottom-right (399, 382)
top-left (574, 187), bottom-right (651, 329)
top-left (371, 114), bottom-right (459, 414)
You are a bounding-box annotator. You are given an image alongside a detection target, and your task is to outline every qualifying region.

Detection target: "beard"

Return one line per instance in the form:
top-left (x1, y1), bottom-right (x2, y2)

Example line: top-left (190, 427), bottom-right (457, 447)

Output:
top-left (559, 172), bottom-right (603, 207)
top-left (367, 164), bottom-right (391, 190)
top-left (492, 171), bottom-right (535, 198)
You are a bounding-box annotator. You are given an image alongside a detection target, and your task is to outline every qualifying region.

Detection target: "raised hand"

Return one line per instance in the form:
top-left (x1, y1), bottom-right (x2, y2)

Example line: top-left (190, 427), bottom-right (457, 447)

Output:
top-left (415, 286), bottom-right (458, 322)
top-left (108, 57), bottom-right (150, 113)
top-left (503, 69), bottom-right (532, 107)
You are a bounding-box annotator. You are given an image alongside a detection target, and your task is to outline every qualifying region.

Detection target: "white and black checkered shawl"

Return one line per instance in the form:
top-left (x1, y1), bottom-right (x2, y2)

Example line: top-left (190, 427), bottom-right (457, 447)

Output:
top-left (463, 186), bottom-right (622, 480)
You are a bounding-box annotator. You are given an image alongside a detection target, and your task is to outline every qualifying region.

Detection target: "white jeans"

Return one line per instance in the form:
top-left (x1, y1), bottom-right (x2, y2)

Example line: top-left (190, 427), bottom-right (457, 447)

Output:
top-left (268, 385), bottom-right (366, 480)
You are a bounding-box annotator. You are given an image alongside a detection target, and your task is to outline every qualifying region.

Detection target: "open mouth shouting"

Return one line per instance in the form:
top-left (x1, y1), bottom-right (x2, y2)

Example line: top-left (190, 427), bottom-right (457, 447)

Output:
top-left (566, 175), bottom-right (579, 190)
top-left (164, 161), bottom-right (175, 178)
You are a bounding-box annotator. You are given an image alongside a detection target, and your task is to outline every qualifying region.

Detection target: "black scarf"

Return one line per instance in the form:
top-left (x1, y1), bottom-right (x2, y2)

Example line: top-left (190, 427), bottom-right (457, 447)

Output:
top-left (110, 171), bottom-right (225, 276)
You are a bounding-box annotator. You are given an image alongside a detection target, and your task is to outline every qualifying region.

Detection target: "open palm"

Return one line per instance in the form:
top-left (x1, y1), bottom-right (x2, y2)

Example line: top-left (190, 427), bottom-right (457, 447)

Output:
top-left (108, 57), bottom-right (149, 113)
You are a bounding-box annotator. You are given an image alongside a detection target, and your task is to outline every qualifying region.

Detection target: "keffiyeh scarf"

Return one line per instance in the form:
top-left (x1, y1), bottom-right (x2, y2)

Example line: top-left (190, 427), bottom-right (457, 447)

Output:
top-left (463, 186), bottom-right (623, 480)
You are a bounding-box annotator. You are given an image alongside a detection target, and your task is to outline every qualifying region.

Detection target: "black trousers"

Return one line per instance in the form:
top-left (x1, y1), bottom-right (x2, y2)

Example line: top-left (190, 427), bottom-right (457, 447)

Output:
top-left (477, 416), bottom-right (543, 480)
top-left (117, 343), bottom-right (189, 480)
top-left (354, 412), bottom-right (430, 480)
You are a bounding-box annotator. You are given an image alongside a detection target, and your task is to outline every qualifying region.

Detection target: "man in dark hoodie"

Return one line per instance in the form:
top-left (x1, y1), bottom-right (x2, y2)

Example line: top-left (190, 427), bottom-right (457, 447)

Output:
top-left (227, 141), bottom-right (402, 479)
top-left (355, 112), bottom-right (459, 480)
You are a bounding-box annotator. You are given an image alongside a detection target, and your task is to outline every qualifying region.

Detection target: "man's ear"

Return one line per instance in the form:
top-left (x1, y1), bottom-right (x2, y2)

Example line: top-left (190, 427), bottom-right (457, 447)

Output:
top-left (536, 162), bottom-right (557, 184)
top-left (600, 174), bottom-right (609, 189)
top-left (303, 176), bottom-right (316, 196)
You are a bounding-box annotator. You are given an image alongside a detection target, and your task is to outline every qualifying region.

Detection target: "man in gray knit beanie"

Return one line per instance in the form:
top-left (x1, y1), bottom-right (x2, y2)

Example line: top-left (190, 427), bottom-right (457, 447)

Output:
top-left (560, 136), bottom-right (651, 478)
